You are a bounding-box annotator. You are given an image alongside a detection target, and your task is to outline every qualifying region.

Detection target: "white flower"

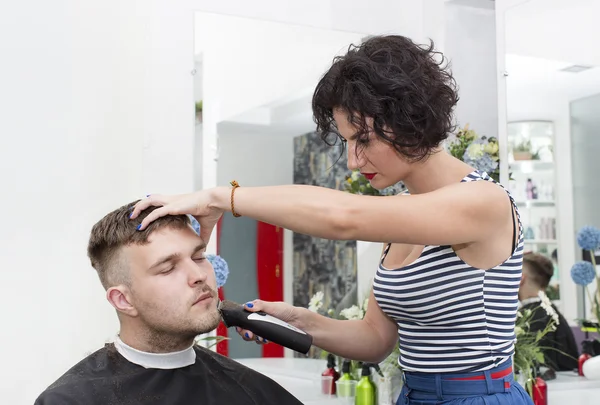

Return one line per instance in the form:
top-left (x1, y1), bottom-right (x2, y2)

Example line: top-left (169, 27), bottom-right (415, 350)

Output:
top-left (362, 297), bottom-right (369, 312)
top-left (466, 143), bottom-right (485, 159)
top-left (351, 171), bottom-right (361, 181)
top-left (538, 290), bottom-right (559, 325)
top-left (308, 291), bottom-right (324, 313)
top-left (340, 305), bottom-right (363, 320)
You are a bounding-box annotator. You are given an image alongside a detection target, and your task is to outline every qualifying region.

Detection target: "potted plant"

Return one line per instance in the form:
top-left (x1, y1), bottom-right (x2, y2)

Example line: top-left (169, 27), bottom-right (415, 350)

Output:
top-left (513, 140), bottom-right (533, 161)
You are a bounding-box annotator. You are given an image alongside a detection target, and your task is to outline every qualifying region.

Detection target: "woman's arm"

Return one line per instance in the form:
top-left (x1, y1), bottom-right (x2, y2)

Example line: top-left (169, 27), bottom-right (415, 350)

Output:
top-left (210, 179), bottom-right (509, 246)
top-left (243, 290), bottom-right (399, 363)
top-left (302, 290), bottom-right (399, 362)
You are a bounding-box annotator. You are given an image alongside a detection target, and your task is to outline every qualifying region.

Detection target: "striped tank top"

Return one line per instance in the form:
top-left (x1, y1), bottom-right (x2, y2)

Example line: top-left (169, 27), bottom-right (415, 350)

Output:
top-left (372, 170), bottom-right (524, 373)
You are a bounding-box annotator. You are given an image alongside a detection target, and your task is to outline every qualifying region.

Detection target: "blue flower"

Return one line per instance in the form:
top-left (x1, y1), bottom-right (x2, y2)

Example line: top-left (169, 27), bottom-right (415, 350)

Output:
top-left (207, 254), bottom-right (229, 288)
top-left (570, 261), bottom-right (597, 286)
top-left (576, 225), bottom-right (600, 251)
top-left (463, 151), bottom-right (498, 174)
top-left (188, 215), bottom-right (201, 235)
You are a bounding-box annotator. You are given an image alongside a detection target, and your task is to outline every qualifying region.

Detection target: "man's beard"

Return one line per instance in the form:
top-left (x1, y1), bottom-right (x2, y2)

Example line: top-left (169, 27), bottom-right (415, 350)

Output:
top-left (135, 286), bottom-right (222, 352)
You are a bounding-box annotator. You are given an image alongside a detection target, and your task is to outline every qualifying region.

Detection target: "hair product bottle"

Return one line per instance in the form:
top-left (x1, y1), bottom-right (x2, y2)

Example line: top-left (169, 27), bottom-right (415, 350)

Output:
top-left (532, 376), bottom-right (547, 405)
top-left (336, 359), bottom-right (356, 397)
top-left (356, 363), bottom-right (377, 405)
top-left (579, 340), bottom-right (594, 376)
top-left (321, 353), bottom-right (340, 395)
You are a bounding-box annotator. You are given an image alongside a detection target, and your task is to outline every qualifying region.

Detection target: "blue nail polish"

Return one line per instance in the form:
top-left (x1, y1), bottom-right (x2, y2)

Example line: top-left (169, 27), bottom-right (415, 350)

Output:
top-left (246, 302), bottom-right (254, 308)
top-left (245, 333), bottom-right (249, 338)
top-left (263, 339), bottom-right (268, 344)
top-left (136, 224), bottom-right (141, 230)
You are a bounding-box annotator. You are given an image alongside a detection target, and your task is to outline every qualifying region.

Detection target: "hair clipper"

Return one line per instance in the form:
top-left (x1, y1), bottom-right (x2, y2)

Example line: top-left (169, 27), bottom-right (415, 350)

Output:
top-left (217, 299), bottom-right (313, 354)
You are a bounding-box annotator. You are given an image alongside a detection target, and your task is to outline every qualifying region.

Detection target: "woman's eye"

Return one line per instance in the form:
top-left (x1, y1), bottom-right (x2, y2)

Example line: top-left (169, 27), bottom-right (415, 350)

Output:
top-left (161, 267), bottom-right (175, 274)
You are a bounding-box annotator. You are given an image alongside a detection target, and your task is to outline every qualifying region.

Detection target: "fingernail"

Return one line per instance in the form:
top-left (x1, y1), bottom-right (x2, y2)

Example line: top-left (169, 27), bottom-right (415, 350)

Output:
top-left (245, 302), bottom-right (254, 308)
top-left (146, 194), bottom-right (150, 197)
top-left (136, 225), bottom-right (141, 230)
top-left (263, 339), bottom-right (268, 344)
top-left (245, 333), bottom-right (249, 338)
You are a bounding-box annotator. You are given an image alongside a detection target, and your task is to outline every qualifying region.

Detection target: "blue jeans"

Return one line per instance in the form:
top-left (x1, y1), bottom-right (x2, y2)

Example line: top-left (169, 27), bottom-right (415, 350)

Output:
top-left (396, 359), bottom-right (534, 405)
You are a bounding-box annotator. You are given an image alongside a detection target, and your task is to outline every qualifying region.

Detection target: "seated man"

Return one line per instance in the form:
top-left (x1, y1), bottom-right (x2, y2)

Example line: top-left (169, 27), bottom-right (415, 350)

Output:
top-left (518, 252), bottom-right (579, 372)
top-left (35, 201), bottom-right (303, 405)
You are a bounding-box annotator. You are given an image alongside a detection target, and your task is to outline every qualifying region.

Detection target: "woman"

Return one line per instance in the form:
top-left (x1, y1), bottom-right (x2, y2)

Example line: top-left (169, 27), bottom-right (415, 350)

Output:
top-left (131, 35), bottom-right (532, 404)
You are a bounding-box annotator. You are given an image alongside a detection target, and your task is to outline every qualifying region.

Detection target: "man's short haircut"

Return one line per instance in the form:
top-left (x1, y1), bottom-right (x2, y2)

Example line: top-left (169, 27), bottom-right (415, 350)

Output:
top-left (523, 252), bottom-right (554, 290)
top-left (87, 200), bottom-right (191, 289)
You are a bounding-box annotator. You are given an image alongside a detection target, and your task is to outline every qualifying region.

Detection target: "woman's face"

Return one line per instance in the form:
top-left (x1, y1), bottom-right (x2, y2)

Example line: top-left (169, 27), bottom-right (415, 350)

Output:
top-left (333, 108), bottom-right (410, 189)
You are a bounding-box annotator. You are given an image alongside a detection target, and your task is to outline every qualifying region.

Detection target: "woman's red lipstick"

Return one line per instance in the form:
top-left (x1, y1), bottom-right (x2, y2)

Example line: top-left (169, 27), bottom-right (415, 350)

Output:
top-left (362, 173), bottom-right (377, 180)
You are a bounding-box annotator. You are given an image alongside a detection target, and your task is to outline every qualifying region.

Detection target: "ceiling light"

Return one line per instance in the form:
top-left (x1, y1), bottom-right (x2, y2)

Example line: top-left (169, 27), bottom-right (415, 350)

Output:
top-left (560, 65), bottom-right (593, 73)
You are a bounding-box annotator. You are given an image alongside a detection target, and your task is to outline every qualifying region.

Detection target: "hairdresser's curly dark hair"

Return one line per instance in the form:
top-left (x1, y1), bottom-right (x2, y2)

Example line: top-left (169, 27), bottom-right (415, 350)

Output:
top-left (312, 35), bottom-right (459, 162)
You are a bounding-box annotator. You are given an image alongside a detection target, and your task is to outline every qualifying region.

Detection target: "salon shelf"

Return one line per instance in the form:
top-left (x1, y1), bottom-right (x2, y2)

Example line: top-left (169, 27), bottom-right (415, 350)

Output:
top-left (523, 239), bottom-right (558, 244)
top-left (508, 160), bottom-right (555, 172)
top-left (515, 200), bottom-right (555, 208)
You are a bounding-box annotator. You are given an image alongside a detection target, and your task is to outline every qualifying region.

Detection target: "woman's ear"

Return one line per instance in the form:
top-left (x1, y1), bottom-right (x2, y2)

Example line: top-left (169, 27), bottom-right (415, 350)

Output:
top-left (106, 286), bottom-right (138, 317)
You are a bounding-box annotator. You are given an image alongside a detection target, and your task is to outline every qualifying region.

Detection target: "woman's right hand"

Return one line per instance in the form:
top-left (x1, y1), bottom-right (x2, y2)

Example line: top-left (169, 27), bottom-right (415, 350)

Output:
top-left (235, 299), bottom-right (304, 344)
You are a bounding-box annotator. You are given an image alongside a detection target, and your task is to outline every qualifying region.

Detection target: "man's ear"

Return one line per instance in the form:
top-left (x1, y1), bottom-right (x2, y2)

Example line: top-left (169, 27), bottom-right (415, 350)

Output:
top-left (106, 286), bottom-right (138, 317)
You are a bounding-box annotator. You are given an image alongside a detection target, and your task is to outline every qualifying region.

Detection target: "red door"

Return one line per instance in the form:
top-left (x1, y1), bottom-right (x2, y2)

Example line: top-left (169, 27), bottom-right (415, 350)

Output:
top-left (256, 222), bottom-right (284, 357)
top-left (215, 217), bottom-right (229, 356)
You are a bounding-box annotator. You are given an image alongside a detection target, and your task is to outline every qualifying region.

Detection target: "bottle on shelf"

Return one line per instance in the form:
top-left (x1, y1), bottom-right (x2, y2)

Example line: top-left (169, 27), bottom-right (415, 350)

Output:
top-left (356, 363), bottom-right (377, 405)
top-left (526, 178), bottom-right (534, 200)
top-left (321, 353), bottom-right (340, 395)
top-left (579, 340), bottom-right (594, 376)
top-left (532, 376), bottom-right (548, 405)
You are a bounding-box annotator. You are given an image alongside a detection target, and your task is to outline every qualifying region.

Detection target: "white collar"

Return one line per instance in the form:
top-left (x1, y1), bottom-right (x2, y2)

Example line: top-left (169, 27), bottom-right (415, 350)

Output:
top-left (113, 335), bottom-right (196, 369)
top-left (519, 296), bottom-right (541, 309)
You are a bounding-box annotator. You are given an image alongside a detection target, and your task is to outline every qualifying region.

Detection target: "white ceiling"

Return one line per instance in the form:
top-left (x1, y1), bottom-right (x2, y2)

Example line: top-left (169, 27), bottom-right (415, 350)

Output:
top-left (215, 0), bottom-right (599, 135)
top-left (504, 0), bottom-right (600, 118)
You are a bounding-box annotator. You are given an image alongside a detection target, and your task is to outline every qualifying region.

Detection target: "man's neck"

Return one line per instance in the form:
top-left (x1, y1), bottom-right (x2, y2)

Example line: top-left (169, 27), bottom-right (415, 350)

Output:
top-left (519, 286), bottom-right (540, 303)
top-left (119, 325), bottom-right (196, 353)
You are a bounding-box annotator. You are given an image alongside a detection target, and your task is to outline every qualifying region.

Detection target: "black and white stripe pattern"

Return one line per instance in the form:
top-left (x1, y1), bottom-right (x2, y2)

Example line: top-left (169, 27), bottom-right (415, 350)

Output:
top-left (373, 171), bottom-right (524, 373)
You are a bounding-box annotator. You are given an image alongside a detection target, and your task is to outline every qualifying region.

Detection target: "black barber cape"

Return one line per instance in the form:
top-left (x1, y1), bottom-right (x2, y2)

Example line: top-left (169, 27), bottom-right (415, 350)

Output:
top-left (520, 300), bottom-right (579, 372)
top-left (34, 343), bottom-right (303, 405)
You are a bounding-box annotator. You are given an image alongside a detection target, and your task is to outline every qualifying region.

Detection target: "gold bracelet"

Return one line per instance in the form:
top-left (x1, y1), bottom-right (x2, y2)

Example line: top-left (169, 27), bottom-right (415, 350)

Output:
top-left (230, 180), bottom-right (241, 217)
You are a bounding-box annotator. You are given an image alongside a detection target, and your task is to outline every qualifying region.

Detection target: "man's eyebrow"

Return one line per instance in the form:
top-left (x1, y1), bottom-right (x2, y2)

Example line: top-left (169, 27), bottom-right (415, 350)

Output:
top-left (148, 242), bottom-right (206, 270)
top-left (191, 242), bottom-right (207, 255)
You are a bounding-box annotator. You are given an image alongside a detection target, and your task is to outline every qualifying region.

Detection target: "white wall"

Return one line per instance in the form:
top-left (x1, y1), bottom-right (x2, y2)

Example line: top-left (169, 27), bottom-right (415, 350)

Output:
top-left (444, 2), bottom-right (498, 140)
top-left (195, 13), bottom-right (365, 122)
top-left (0, 1), bottom-right (445, 403)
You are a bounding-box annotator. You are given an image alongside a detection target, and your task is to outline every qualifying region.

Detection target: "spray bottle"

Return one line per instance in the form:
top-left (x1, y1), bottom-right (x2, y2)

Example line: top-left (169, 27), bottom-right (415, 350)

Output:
top-left (321, 353), bottom-right (340, 395)
top-left (356, 363), bottom-right (377, 405)
top-left (336, 359), bottom-right (356, 397)
top-left (579, 340), bottom-right (594, 376)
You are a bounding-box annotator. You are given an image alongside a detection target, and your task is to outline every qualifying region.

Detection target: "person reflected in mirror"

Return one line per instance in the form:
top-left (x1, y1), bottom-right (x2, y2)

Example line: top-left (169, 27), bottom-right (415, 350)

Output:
top-left (34, 202), bottom-right (302, 405)
top-left (130, 35), bottom-right (534, 404)
top-left (518, 252), bottom-right (579, 372)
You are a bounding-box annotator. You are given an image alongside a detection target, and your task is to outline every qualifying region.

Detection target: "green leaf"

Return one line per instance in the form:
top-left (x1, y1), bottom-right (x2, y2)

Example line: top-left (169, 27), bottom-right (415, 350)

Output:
top-left (535, 351), bottom-right (545, 365)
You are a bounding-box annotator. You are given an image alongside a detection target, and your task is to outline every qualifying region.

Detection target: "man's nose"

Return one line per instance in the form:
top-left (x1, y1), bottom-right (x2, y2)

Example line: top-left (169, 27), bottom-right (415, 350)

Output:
top-left (187, 260), bottom-right (208, 286)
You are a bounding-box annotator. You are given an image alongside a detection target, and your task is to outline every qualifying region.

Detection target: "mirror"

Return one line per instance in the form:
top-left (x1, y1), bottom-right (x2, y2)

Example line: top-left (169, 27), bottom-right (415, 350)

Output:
top-left (193, 12), bottom-right (365, 359)
top-left (504, 0), bottom-right (600, 334)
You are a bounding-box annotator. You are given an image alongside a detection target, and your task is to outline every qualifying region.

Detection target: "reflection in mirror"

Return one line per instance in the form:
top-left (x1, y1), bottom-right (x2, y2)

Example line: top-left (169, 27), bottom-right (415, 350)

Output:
top-left (504, 0), bottom-right (600, 341)
top-left (193, 12), bottom-right (365, 359)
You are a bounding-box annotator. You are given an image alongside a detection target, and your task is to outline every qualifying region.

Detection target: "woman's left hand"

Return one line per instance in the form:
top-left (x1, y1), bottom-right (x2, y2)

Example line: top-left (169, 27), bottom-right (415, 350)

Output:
top-left (129, 189), bottom-right (225, 243)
